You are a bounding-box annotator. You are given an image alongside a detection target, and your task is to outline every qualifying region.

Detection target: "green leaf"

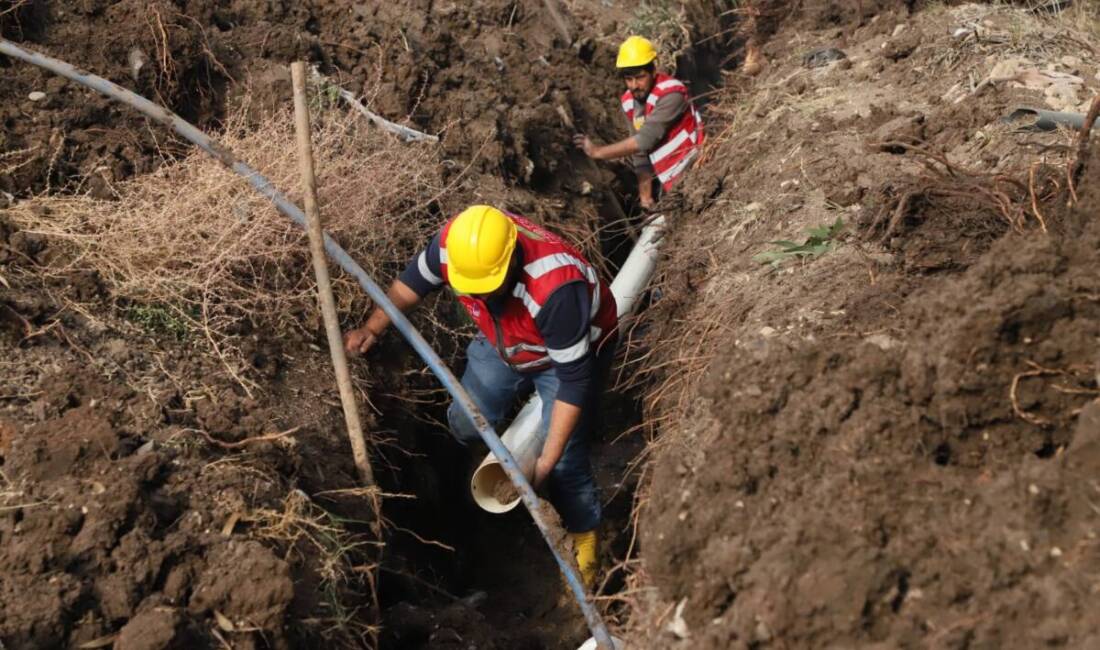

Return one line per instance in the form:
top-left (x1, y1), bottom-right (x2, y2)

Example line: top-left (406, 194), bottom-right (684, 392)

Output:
top-left (755, 216), bottom-right (845, 268)
top-left (768, 240), bottom-right (801, 249)
top-left (752, 251), bottom-right (792, 264)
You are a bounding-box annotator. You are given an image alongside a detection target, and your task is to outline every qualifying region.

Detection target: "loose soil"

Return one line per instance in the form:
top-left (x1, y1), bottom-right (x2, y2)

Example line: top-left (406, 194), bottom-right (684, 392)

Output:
top-left (492, 477), bottom-right (521, 506)
top-left (630, 2), bottom-right (1100, 648)
top-left (1, 0), bottom-right (705, 647)
top-left (5, 0), bottom-right (1100, 649)
top-left (0, 0), bottom-right (656, 214)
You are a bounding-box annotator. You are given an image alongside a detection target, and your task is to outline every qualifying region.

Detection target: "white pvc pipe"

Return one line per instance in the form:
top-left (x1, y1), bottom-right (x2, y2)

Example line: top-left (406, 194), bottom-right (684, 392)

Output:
top-left (471, 215), bottom-right (667, 513)
top-left (608, 214), bottom-right (667, 317)
top-left (579, 635), bottom-right (625, 650)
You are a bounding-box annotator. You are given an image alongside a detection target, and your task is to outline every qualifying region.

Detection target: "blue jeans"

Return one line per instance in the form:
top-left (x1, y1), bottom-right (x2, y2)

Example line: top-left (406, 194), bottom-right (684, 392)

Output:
top-left (447, 336), bottom-right (611, 533)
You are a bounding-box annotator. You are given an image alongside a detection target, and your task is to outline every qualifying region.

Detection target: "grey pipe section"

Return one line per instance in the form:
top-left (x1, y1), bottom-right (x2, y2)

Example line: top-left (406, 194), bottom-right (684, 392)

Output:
top-left (0, 38), bottom-right (616, 649)
top-left (1004, 105), bottom-right (1094, 132)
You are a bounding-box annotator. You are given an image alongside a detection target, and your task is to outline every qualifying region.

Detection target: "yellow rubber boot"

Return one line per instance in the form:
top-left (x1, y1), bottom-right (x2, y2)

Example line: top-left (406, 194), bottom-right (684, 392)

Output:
top-left (571, 529), bottom-right (598, 590)
top-left (743, 42), bottom-right (765, 76)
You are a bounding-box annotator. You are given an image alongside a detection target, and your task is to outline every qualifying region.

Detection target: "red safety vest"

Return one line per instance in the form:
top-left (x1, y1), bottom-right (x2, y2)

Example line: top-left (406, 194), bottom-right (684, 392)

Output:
top-left (439, 214), bottom-right (618, 371)
top-left (621, 73), bottom-right (704, 191)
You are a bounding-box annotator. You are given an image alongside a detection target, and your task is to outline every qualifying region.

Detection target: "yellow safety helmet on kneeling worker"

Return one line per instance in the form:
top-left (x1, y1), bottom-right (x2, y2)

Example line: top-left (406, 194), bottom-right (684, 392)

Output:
top-left (445, 205), bottom-right (517, 295)
top-left (616, 35), bottom-right (657, 69)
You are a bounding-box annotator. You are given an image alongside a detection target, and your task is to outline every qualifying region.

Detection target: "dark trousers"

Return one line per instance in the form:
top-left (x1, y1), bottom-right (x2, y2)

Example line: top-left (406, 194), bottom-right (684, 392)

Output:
top-left (447, 335), bottom-right (614, 532)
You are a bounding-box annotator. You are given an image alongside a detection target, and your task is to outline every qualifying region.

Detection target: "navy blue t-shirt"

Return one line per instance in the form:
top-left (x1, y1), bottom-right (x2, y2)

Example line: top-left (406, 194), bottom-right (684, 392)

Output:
top-left (398, 234), bottom-right (597, 406)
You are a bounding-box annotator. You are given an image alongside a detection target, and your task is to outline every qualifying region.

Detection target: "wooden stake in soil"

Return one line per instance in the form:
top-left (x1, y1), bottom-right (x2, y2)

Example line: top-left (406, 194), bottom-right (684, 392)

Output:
top-left (292, 62), bottom-right (383, 637)
top-left (289, 62), bottom-right (378, 492)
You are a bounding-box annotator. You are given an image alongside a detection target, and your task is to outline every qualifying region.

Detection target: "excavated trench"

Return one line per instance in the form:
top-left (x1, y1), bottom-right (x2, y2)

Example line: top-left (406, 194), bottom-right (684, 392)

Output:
top-left (10, 1), bottom-right (1097, 648)
top-left (355, 20), bottom-right (737, 650)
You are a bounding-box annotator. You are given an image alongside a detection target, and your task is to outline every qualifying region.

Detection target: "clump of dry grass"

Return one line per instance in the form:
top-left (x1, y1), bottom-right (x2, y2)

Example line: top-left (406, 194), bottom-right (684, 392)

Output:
top-left (1012, 0), bottom-right (1100, 41)
top-left (0, 468), bottom-right (56, 515)
top-left (627, 0), bottom-right (694, 64)
top-left (939, 1), bottom-right (1100, 68)
top-left (238, 488), bottom-right (380, 646)
top-left (8, 90), bottom-right (449, 362)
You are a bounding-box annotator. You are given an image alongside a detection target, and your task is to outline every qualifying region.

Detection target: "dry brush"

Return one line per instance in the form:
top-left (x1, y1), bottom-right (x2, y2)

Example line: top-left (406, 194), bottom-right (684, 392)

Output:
top-left (8, 96), bottom-right (450, 362)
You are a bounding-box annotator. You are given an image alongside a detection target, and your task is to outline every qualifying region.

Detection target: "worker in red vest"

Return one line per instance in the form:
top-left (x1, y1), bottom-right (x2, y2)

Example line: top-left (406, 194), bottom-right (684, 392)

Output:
top-left (574, 35), bottom-right (704, 209)
top-left (343, 205), bottom-right (618, 588)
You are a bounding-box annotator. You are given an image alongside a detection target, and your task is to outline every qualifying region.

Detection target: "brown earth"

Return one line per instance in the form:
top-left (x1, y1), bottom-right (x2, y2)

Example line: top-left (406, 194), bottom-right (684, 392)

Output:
top-left (0, 0), bottom-right (663, 218)
top-left (1, 213), bottom-right (377, 647)
top-left (630, 2), bottom-right (1100, 648)
top-left (6, 0), bottom-right (1099, 648)
top-left (1, 0), bottom-right (711, 648)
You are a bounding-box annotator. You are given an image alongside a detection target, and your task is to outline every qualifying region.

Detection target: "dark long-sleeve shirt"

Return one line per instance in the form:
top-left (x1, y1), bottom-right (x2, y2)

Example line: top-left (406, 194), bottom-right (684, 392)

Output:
top-left (398, 234), bottom-right (596, 406)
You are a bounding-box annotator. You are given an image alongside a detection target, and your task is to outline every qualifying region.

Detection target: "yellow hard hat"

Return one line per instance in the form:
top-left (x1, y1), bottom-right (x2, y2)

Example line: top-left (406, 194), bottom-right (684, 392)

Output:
top-left (616, 35), bottom-right (657, 69)
top-left (445, 205), bottom-right (517, 295)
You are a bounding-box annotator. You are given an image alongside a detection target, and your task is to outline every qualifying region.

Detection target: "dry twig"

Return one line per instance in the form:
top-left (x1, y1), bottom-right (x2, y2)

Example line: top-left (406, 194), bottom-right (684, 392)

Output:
top-left (1070, 94), bottom-right (1100, 193)
top-left (182, 425), bottom-right (300, 450)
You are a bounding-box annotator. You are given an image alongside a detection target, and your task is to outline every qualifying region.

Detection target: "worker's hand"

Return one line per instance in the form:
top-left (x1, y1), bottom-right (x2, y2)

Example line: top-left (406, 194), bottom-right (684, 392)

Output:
top-left (573, 134), bottom-right (597, 158)
top-left (533, 454), bottom-right (557, 490)
top-left (639, 195), bottom-right (657, 211)
top-left (343, 327), bottom-right (377, 357)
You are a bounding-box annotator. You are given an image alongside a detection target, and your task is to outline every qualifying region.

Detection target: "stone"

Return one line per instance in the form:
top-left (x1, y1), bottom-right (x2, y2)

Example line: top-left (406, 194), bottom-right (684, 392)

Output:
top-left (1044, 83), bottom-right (1080, 112)
top-left (989, 57), bottom-right (1030, 82)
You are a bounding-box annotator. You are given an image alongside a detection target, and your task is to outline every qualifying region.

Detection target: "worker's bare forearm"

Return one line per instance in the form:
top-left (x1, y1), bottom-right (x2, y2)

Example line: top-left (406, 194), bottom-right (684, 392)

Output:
top-left (362, 280), bottom-right (421, 334)
top-left (542, 399), bottom-right (583, 466)
top-left (592, 136), bottom-right (641, 161)
top-left (636, 169), bottom-right (655, 206)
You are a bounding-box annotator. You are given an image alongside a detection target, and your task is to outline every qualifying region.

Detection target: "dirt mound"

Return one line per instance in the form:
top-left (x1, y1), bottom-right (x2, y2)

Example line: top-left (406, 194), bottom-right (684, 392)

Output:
top-left (628, 3), bottom-right (1100, 648)
top-left (3, 1), bottom-right (738, 646)
top-left (1, 205), bottom-right (382, 647)
top-left (1, 367), bottom-right (306, 648)
top-left (646, 214), bottom-right (1099, 648)
top-left (1, 0), bottom-right (636, 211)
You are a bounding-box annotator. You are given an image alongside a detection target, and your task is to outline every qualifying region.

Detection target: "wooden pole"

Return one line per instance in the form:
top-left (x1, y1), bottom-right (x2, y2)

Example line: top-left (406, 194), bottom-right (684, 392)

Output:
top-left (289, 62), bottom-right (378, 491)
top-left (291, 63), bottom-right (383, 639)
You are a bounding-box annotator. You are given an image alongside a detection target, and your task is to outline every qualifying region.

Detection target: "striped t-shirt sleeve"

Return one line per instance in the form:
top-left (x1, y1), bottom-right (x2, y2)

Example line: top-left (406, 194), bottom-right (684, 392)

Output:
top-left (536, 281), bottom-right (596, 407)
top-left (398, 233), bottom-right (446, 297)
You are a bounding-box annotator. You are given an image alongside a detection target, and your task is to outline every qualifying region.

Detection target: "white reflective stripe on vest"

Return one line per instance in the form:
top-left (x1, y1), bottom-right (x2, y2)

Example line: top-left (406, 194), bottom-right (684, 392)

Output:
top-left (657, 147), bottom-right (698, 185)
top-left (650, 127), bottom-right (694, 164)
top-left (524, 253), bottom-right (598, 284)
top-left (418, 250), bottom-right (443, 286)
top-left (505, 342), bottom-right (548, 356)
top-left (647, 81), bottom-right (685, 108)
top-left (512, 283), bottom-right (542, 319)
top-left (590, 278), bottom-right (601, 319)
top-left (503, 341), bottom-right (551, 370)
top-left (509, 356), bottom-right (552, 370)
top-left (547, 336), bottom-right (591, 364)
top-left (621, 98), bottom-right (633, 113)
